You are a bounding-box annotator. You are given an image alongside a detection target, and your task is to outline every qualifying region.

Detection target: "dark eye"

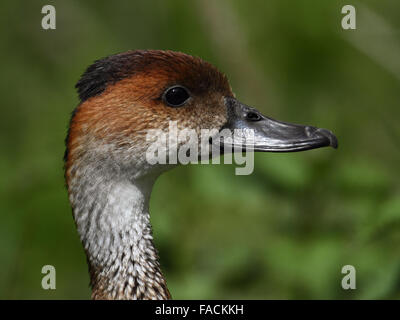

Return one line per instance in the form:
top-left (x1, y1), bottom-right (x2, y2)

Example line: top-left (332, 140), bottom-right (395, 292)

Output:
top-left (163, 86), bottom-right (190, 107)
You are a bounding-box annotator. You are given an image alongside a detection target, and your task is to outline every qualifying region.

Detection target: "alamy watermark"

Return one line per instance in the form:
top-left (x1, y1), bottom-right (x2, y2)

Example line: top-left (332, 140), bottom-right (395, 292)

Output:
top-left (341, 5), bottom-right (356, 30)
top-left (145, 121), bottom-right (255, 175)
top-left (341, 265), bottom-right (356, 290)
top-left (41, 5), bottom-right (56, 30)
top-left (41, 265), bottom-right (56, 290)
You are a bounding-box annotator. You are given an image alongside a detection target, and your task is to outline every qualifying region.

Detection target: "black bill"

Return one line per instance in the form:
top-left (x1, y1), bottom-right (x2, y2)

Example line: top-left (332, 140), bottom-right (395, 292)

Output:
top-left (219, 97), bottom-right (338, 152)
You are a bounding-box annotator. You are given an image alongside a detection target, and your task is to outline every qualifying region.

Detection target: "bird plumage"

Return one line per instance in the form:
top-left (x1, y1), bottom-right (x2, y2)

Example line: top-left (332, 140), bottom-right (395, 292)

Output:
top-left (65, 49), bottom-right (337, 299)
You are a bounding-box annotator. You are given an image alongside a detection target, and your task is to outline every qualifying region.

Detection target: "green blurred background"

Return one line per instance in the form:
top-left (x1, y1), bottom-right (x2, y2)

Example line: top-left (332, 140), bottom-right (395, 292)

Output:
top-left (1, 0), bottom-right (399, 299)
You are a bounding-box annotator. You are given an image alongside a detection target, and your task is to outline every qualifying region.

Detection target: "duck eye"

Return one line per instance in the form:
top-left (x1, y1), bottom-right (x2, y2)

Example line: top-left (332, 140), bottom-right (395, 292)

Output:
top-left (163, 86), bottom-right (190, 107)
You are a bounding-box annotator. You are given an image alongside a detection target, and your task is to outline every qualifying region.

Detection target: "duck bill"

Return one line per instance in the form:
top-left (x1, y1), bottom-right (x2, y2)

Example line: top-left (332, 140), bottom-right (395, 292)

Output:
top-left (220, 97), bottom-right (338, 152)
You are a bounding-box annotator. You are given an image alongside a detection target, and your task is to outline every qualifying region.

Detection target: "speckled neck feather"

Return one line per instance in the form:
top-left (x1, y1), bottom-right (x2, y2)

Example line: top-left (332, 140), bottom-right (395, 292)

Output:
top-left (69, 160), bottom-right (170, 299)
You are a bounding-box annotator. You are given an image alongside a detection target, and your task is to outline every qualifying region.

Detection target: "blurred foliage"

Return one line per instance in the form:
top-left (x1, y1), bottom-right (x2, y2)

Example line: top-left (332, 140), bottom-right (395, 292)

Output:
top-left (0, 0), bottom-right (399, 299)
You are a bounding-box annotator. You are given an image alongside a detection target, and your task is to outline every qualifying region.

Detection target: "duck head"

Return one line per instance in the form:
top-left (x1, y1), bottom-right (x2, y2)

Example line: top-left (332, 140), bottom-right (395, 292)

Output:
top-left (66, 50), bottom-right (337, 181)
top-left (64, 50), bottom-right (337, 300)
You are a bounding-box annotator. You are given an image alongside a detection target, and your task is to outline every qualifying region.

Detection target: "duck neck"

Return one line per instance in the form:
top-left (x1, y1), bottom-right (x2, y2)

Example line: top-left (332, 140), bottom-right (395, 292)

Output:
top-left (70, 170), bottom-right (170, 300)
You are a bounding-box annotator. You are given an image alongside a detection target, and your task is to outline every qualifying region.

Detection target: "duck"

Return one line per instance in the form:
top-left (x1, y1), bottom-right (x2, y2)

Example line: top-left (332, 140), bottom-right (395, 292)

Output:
top-left (64, 49), bottom-right (337, 300)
